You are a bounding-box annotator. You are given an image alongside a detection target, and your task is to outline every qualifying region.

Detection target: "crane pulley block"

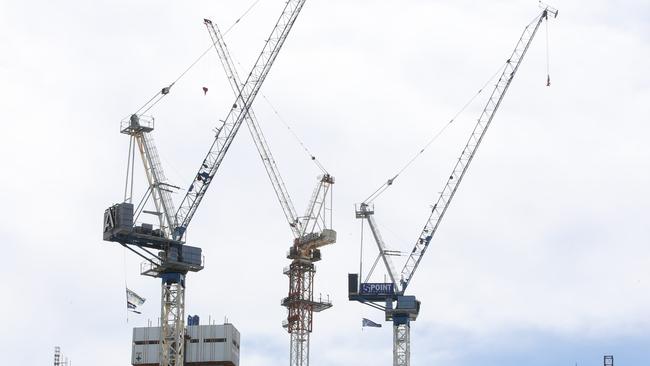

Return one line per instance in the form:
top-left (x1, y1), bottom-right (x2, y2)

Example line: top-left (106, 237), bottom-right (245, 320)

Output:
top-left (120, 114), bottom-right (154, 135)
top-left (355, 203), bottom-right (374, 218)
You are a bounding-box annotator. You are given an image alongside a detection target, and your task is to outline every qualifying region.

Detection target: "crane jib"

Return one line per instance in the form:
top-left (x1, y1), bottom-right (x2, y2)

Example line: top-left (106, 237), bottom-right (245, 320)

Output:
top-left (172, 0), bottom-right (309, 241)
top-left (399, 9), bottom-right (555, 292)
top-left (204, 19), bottom-right (303, 239)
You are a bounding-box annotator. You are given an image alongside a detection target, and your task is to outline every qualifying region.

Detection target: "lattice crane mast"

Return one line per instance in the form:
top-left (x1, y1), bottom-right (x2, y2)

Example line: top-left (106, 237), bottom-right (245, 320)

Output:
top-left (102, 2), bottom-right (311, 366)
top-left (349, 5), bottom-right (558, 366)
top-left (204, 17), bottom-right (335, 366)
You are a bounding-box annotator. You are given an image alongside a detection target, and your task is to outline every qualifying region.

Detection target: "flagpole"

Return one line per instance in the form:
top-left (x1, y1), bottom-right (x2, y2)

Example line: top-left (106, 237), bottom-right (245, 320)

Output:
top-left (124, 248), bottom-right (129, 324)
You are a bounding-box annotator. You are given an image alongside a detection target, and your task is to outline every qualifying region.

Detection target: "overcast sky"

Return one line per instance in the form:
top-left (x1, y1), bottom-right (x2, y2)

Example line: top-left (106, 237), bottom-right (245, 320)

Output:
top-left (1, 0), bottom-right (649, 365)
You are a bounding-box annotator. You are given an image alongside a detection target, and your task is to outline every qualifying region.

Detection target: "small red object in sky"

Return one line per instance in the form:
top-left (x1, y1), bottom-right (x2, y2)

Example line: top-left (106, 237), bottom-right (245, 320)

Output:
top-left (202, 87), bottom-right (208, 95)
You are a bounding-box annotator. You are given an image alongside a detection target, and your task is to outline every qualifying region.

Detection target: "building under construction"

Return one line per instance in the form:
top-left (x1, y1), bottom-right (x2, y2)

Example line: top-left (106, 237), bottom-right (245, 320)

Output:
top-left (131, 321), bottom-right (240, 366)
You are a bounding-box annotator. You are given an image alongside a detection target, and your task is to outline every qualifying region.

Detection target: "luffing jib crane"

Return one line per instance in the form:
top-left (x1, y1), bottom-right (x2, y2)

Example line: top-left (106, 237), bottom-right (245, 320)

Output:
top-left (204, 16), bottom-right (335, 366)
top-left (102, 2), bottom-right (311, 365)
top-left (348, 5), bottom-right (558, 366)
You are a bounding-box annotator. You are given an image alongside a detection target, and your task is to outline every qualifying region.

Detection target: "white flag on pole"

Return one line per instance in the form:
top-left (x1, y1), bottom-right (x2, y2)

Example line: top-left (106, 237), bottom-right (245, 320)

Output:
top-left (126, 288), bottom-right (146, 314)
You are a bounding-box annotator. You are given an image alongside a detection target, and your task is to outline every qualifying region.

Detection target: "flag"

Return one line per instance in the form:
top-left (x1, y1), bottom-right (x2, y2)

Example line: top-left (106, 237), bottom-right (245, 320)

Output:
top-left (362, 318), bottom-right (382, 328)
top-left (126, 288), bottom-right (146, 314)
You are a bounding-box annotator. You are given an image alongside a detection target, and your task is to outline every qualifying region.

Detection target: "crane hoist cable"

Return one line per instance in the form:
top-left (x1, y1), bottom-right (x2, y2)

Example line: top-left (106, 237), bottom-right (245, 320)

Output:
top-left (261, 93), bottom-right (329, 174)
top-left (223, 0), bottom-right (262, 35)
top-left (362, 61), bottom-right (508, 204)
top-left (546, 15), bottom-right (551, 86)
top-left (539, 0), bottom-right (553, 87)
top-left (227, 52), bottom-right (330, 174)
top-left (124, 0), bottom-right (264, 120)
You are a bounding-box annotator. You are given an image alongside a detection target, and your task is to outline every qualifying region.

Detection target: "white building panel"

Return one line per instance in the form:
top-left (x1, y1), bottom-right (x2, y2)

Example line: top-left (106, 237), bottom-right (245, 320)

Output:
top-left (132, 327), bottom-right (161, 366)
top-left (132, 323), bottom-right (239, 366)
top-left (185, 324), bottom-right (240, 365)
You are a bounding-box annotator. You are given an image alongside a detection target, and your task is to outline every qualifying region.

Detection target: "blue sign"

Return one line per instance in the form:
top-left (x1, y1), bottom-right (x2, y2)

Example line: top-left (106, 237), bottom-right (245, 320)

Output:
top-left (360, 283), bottom-right (395, 296)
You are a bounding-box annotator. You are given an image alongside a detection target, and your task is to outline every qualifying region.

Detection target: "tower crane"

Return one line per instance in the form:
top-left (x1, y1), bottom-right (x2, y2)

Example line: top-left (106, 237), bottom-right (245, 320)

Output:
top-left (102, 1), bottom-right (311, 365)
top-left (204, 18), bottom-right (335, 366)
top-left (348, 5), bottom-right (558, 366)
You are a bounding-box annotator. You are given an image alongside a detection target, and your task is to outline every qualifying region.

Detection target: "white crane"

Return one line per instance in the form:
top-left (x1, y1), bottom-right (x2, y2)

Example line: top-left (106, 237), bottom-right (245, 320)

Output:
top-left (349, 5), bottom-right (558, 366)
top-left (103, 1), bottom-right (311, 365)
top-left (204, 18), bottom-right (335, 366)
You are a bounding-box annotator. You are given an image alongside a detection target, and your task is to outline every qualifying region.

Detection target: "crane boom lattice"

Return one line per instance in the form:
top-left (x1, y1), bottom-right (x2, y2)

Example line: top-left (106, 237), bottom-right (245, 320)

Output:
top-left (121, 116), bottom-right (178, 237)
top-left (399, 8), bottom-right (556, 292)
top-left (174, 0), bottom-right (308, 241)
top-left (204, 18), bottom-right (302, 238)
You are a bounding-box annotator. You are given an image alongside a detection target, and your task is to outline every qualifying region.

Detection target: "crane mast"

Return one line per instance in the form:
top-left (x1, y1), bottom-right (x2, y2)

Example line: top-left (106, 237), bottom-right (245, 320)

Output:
top-left (173, 0), bottom-right (309, 241)
top-left (204, 17), bottom-right (335, 366)
top-left (349, 6), bottom-right (558, 366)
top-left (103, 2), bottom-right (312, 366)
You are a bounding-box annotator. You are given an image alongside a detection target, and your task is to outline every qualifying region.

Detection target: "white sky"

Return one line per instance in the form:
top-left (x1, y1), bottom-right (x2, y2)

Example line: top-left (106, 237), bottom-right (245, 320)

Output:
top-left (1, 0), bottom-right (649, 365)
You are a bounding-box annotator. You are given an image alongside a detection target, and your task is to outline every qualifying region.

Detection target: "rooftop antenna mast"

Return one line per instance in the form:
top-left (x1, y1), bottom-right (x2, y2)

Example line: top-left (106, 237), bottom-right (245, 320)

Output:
top-left (53, 346), bottom-right (61, 366)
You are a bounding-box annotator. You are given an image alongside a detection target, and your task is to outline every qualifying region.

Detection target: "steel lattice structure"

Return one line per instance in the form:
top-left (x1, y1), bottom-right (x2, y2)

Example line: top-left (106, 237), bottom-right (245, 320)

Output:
top-left (160, 277), bottom-right (185, 366)
top-left (399, 7), bottom-right (558, 292)
top-left (173, 0), bottom-right (310, 241)
top-left (393, 324), bottom-right (409, 366)
top-left (286, 261), bottom-right (315, 366)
